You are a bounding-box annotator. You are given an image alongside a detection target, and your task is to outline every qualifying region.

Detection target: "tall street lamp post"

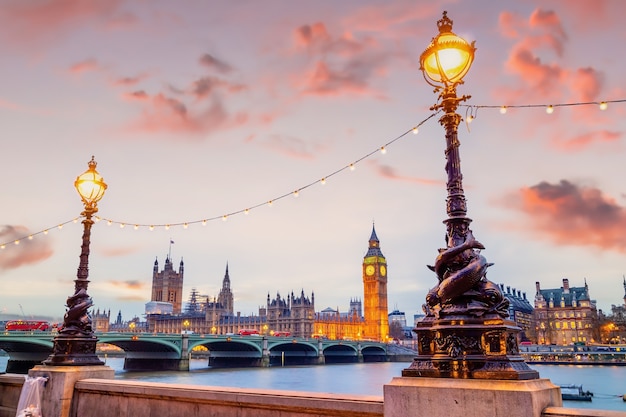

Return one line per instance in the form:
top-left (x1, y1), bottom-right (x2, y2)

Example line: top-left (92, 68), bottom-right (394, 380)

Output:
top-left (44, 156), bottom-right (107, 366)
top-left (402, 12), bottom-right (538, 380)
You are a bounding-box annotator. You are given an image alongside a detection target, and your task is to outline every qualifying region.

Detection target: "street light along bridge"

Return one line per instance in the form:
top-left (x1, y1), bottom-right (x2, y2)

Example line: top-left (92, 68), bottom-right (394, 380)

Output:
top-left (0, 332), bottom-right (390, 373)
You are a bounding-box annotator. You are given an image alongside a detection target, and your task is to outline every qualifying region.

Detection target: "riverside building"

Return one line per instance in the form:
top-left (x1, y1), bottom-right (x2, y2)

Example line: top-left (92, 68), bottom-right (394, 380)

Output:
top-left (533, 278), bottom-right (599, 345)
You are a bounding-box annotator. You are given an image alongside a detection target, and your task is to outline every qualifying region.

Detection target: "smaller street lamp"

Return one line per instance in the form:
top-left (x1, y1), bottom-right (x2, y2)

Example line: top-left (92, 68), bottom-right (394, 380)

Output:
top-left (45, 156), bottom-right (107, 366)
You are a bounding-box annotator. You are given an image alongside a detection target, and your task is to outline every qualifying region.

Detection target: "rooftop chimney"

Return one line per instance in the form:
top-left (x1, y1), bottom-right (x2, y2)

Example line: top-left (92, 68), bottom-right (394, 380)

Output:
top-left (563, 278), bottom-right (570, 294)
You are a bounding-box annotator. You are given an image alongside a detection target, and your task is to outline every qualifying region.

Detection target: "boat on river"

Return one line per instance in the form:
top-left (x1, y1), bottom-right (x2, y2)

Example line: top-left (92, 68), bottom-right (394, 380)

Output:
top-left (560, 385), bottom-right (593, 402)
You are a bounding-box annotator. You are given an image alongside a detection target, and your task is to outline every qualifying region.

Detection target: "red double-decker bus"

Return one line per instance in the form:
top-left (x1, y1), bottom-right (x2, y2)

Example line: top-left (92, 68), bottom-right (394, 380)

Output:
top-left (4, 320), bottom-right (50, 331)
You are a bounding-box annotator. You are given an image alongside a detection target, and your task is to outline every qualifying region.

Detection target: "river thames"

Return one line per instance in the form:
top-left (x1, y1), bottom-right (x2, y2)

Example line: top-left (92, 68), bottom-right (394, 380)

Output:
top-left (2, 357), bottom-right (625, 412)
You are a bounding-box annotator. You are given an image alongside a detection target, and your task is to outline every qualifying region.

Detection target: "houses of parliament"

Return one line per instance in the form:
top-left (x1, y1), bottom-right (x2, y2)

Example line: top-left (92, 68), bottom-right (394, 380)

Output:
top-left (142, 225), bottom-right (390, 342)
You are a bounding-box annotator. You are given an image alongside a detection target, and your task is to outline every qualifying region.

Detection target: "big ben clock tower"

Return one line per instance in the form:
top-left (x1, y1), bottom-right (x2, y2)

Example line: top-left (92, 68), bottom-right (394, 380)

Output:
top-left (362, 224), bottom-right (389, 342)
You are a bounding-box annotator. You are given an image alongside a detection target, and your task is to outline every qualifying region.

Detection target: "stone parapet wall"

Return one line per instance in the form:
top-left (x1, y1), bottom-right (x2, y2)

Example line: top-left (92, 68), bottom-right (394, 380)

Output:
top-left (1, 373), bottom-right (623, 417)
top-left (72, 379), bottom-right (384, 417)
top-left (0, 374), bottom-right (25, 417)
top-left (543, 407), bottom-right (626, 417)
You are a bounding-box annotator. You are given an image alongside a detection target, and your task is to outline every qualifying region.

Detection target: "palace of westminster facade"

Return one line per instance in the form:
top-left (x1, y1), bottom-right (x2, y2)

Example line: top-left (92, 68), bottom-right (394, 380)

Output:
top-left (96, 224), bottom-right (626, 345)
top-left (141, 226), bottom-right (390, 341)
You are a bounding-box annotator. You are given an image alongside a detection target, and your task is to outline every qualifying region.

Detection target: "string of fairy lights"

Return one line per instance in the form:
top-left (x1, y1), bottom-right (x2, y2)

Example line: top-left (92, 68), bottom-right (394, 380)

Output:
top-left (1, 98), bottom-right (624, 251)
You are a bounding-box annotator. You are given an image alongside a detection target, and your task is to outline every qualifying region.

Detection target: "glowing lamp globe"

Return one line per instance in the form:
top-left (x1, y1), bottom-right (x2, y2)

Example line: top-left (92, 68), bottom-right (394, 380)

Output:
top-left (75, 156), bottom-right (107, 208)
top-left (420, 11), bottom-right (476, 86)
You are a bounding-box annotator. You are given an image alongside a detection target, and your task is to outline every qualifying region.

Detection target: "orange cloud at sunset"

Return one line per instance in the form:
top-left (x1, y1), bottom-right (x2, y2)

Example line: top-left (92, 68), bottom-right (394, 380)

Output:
top-left (550, 130), bottom-right (621, 152)
top-left (293, 22), bottom-right (389, 98)
top-left (0, 226), bottom-right (53, 270)
top-left (374, 163), bottom-right (443, 186)
top-left (0, 0), bottom-right (129, 48)
top-left (67, 58), bottom-right (101, 74)
top-left (513, 180), bottom-right (626, 252)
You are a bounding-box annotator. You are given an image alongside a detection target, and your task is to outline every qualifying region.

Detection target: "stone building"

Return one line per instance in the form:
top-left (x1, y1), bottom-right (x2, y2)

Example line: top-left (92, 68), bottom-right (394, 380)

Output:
top-left (150, 256), bottom-right (184, 314)
top-left (146, 225), bottom-right (390, 341)
top-left (261, 290), bottom-right (315, 338)
top-left (533, 278), bottom-right (598, 345)
top-left (500, 285), bottom-right (534, 341)
top-left (601, 277), bottom-right (626, 343)
top-left (92, 309), bottom-right (110, 333)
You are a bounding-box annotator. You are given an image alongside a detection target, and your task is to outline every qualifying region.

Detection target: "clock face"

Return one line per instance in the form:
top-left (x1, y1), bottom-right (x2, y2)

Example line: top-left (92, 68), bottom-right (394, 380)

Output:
top-left (380, 265), bottom-right (386, 276)
top-left (365, 265), bottom-right (375, 276)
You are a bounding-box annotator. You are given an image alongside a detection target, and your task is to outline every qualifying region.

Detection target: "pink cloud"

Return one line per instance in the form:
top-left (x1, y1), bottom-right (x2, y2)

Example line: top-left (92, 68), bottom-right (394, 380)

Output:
top-left (191, 77), bottom-right (247, 100)
top-left (68, 58), bottom-right (101, 74)
top-left (499, 12), bottom-right (526, 39)
top-left (374, 163), bottom-right (443, 186)
top-left (528, 9), bottom-right (567, 44)
top-left (505, 44), bottom-right (565, 96)
top-left (292, 22), bottom-right (389, 98)
top-left (199, 53), bottom-right (234, 74)
top-left (107, 280), bottom-right (145, 290)
top-left (0, 0), bottom-right (129, 47)
top-left (550, 130), bottom-right (621, 152)
top-left (118, 52), bottom-right (251, 136)
top-left (0, 226), bottom-right (54, 270)
top-left (497, 8), bottom-right (611, 103)
top-left (302, 61), bottom-right (371, 96)
top-left (112, 73), bottom-right (150, 87)
top-left (0, 98), bottom-right (22, 110)
top-left (125, 91), bottom-right (249, 136)
top-left (508, 180), bottom-right (626, 253)
top-left (569, 67), bottom-right (604, 102)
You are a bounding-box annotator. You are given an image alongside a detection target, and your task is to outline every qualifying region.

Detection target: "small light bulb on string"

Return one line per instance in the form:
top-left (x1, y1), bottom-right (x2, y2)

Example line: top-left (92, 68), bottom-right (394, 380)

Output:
top-left (500, 106), bottom-right (507, 114)
top-left (58, 224), bottom-right (63, 230)
top-left (0, 245), bottom-right (5, 249)
top-left (183, 223), bottom-right (188, 229)
top-left (165, 225), bottom-right (170, 230)
top-left (107, 220), bottom-right (112, 226)
top-left (320, 178), bottom-right (326, 185)
top-left (73, 218), bottom-right (79, 223)
top-left (412, 127), bottom-right (419, 134)
top-left (268, 200), bottom-right (273, 207)
top-left (43, 230), bottom-right (49, 235)
top-left (349, 163), bottom-right (355, 171)
top-left (134, 225), bottom-right (139, 230)
top-left (120, 223), bottom-right (125, 229)
top-left (28, 235), bottom-right (33, 240)
top-left (599, 101), bottom-right (608, 110)
top-left (293, 190), bottom-right (299, 198)
top-left (244, 209), bottom-right (250, 215)
top-left (380, 146), bottom-right (387, 154)
top-left (14, 240), bottom-right (19, 245)
top-left (466, 115), bottom-right (474, 123)
top-left (149, 225), bottom-right (154, 231)
top-left (222, 215), bottom-right (228, 221)
top-left (546, 105), bottom-right (554, 114)
top-left (94, 217), bottom-right (101, 223)
top-left (202, 220), bottom-right (207, 226)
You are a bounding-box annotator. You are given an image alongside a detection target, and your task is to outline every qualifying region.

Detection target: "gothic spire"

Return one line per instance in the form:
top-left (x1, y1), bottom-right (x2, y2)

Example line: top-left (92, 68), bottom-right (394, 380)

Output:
top-left (223, 262), bottom-right (231, 289)
top-left (365, 223), bottom-right (384, 258)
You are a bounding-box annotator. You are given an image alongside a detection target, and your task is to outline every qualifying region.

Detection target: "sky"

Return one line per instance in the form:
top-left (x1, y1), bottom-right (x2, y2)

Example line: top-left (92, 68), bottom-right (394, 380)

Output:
top-left (1, 0), bottom-right (625, 324)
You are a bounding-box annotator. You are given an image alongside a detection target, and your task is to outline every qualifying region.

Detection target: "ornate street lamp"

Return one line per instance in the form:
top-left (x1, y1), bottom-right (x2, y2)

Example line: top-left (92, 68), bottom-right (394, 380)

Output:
top-left (402, 12), bottom-right (538, 379)
top-left (44, 156), bottom-right (107, 366)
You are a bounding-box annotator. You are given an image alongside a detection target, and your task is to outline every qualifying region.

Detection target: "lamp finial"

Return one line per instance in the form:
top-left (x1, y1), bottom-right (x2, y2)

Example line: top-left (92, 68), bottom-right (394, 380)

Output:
top-left (437, 11), bottom-right (453, 33)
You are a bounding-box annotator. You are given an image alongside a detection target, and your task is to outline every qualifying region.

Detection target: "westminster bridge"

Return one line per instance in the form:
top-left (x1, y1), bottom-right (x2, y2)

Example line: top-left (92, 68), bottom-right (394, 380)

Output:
top-left (0, 331), bottom-right (393, 373)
